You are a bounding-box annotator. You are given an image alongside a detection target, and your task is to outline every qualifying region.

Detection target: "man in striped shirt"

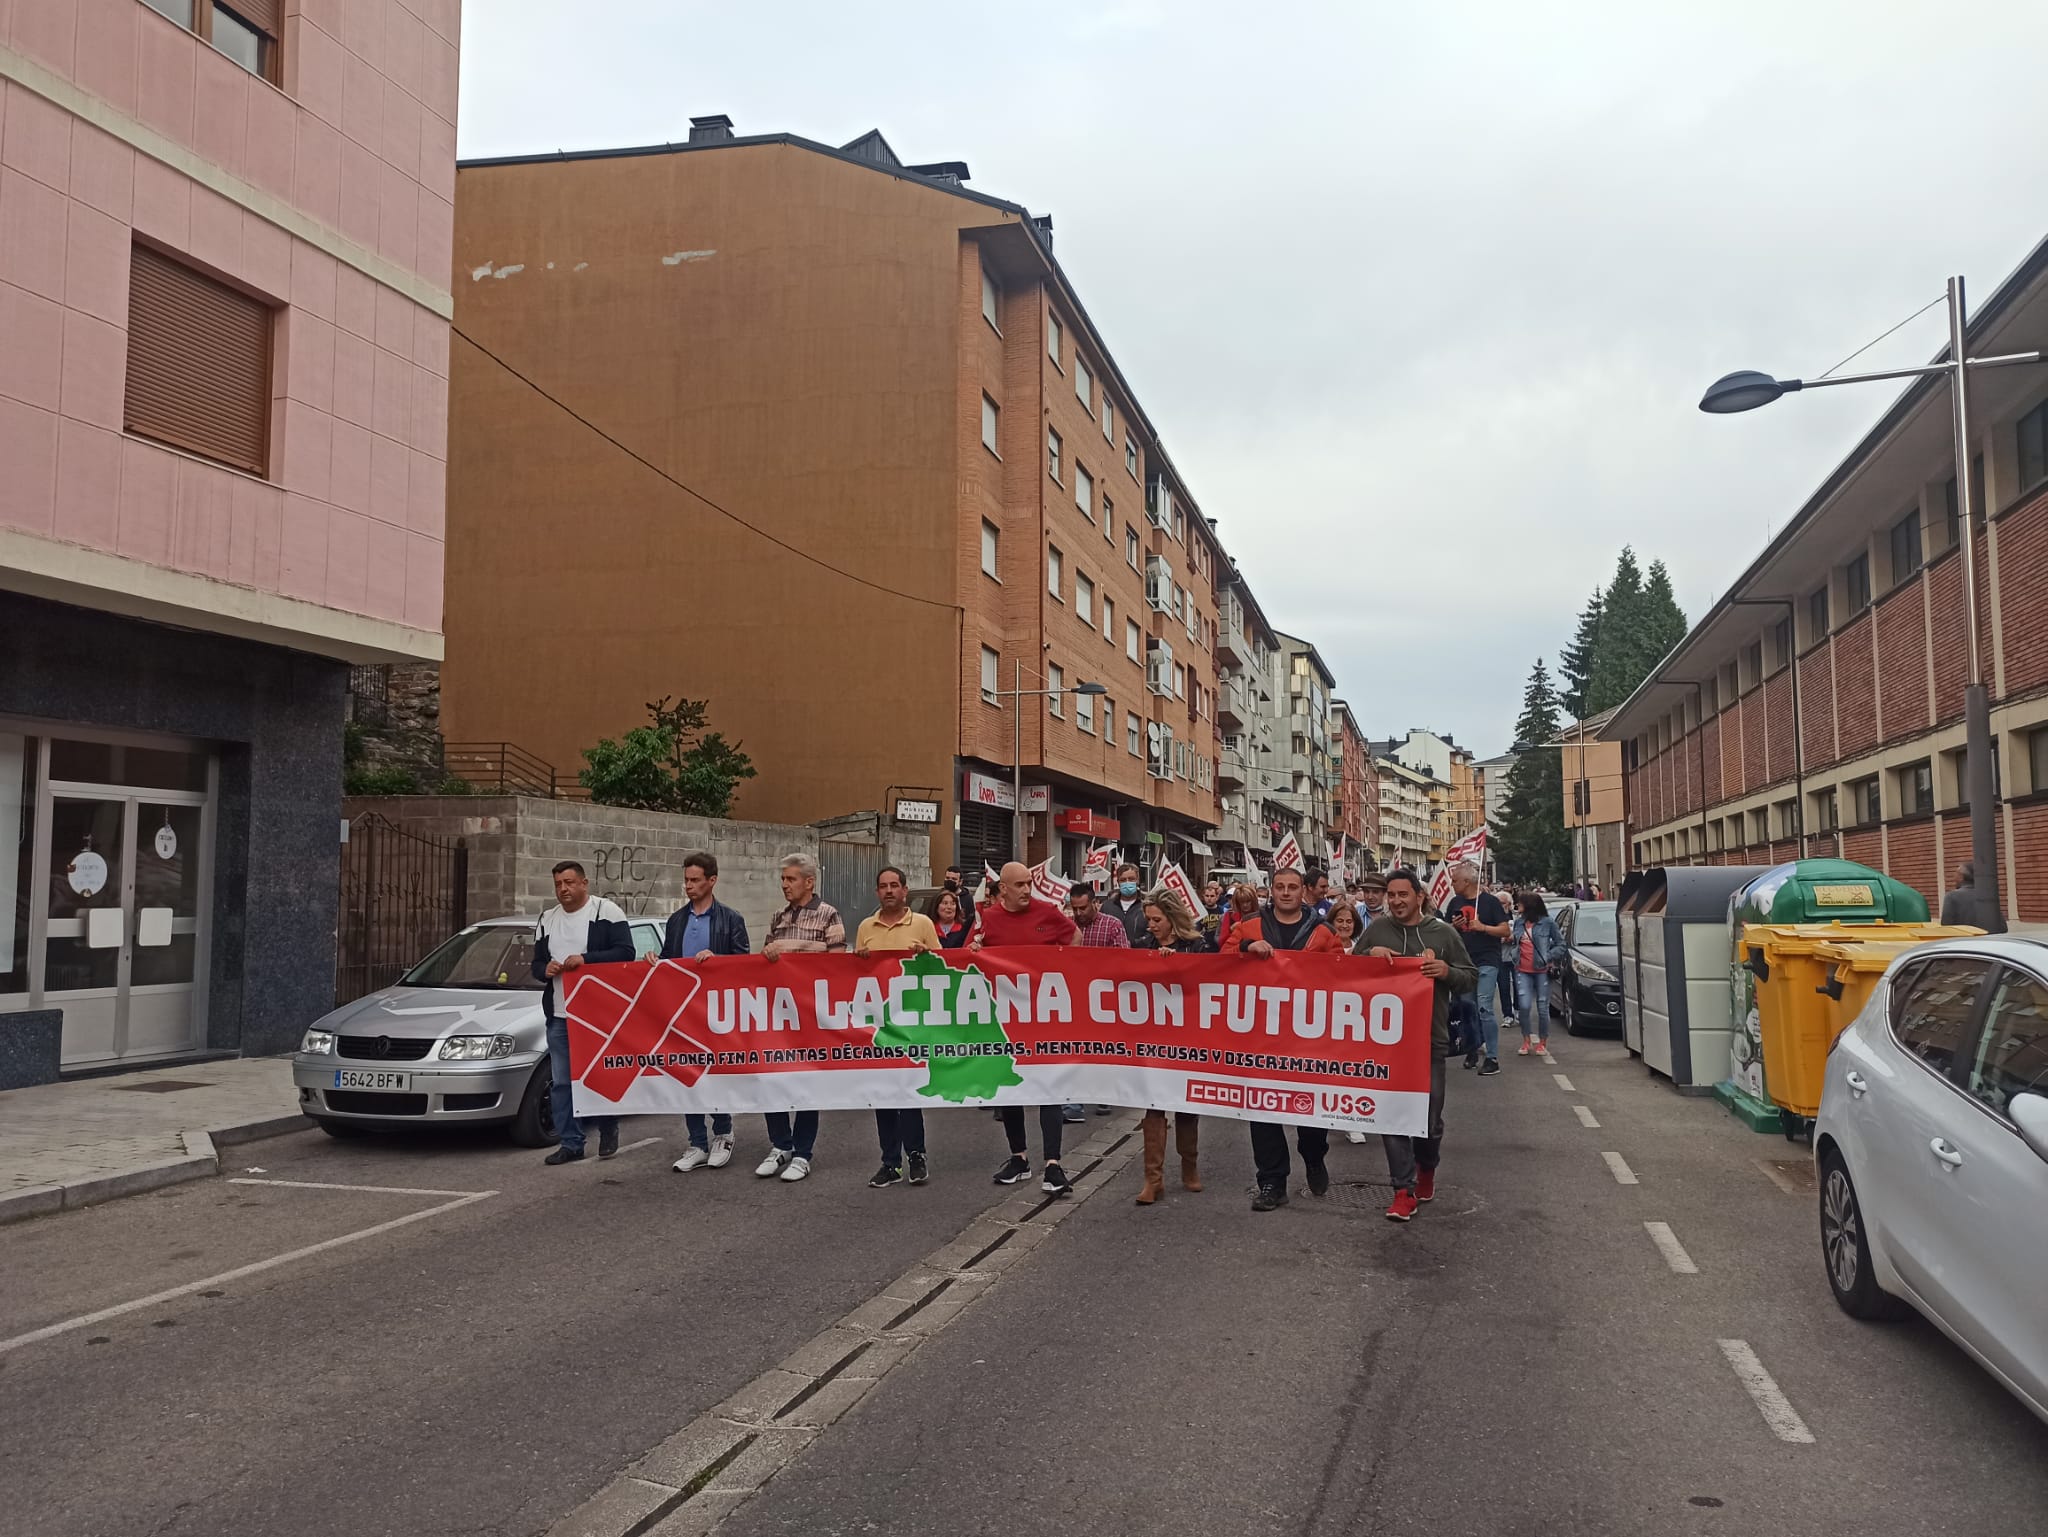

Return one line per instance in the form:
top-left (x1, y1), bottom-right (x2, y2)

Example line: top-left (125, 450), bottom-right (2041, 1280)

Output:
top-left (756, 851), bottom-right (847, 1182)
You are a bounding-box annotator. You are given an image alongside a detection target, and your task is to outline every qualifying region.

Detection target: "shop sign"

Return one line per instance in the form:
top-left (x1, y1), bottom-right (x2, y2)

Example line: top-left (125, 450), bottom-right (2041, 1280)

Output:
top-left (963, 772), bottom-right (1049, 813)
top-left (893, 798), bottom-right (941, 825)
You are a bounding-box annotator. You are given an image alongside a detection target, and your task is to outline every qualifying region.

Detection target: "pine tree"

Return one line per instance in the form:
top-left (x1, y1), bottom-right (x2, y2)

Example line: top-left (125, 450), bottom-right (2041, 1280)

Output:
top-left (1641, 559), bottom-right (1690, 665)
top-left (1559, 589), bottom-right (1604, 721)
top-left (1587, 547), bottom-right (1647, 714)
top-left (1495, 659), bottom-right (1571, 886)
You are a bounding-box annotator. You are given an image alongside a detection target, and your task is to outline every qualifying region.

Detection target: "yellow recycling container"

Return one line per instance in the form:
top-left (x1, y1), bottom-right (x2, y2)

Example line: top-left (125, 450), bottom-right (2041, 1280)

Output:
top-left (1742, 923), bottom-right (1983, 1119)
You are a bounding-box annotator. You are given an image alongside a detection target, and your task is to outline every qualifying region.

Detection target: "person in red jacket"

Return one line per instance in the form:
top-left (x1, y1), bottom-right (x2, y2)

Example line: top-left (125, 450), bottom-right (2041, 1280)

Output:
top-left (1220, 865), bottom-right (1343, 1210)
top-left (971, 861), bottom-right (1079, 1195)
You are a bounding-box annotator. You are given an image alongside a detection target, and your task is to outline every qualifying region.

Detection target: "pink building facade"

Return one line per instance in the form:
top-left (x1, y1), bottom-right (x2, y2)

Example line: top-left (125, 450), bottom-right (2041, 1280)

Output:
top-left (0, 0), bottom-right (459, 1084)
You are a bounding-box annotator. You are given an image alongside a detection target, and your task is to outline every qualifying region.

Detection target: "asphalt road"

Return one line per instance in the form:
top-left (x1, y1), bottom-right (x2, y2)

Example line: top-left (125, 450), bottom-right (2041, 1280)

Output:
top-left (2, 1032), bottom-right (2044, 1537)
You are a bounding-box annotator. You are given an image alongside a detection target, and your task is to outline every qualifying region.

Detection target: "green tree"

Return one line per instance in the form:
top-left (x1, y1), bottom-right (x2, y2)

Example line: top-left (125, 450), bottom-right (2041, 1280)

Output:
top-left (1587, 547), bottom-right (1645, 714)
top-left (1495, 659), bottom-right (1571, 887)
top-left (1641, 559), bottom-right (1690, 664)
top-left (578, 696), bottom-right (757, 817)
top-left (1558, 588), bottom-right (1604, 720)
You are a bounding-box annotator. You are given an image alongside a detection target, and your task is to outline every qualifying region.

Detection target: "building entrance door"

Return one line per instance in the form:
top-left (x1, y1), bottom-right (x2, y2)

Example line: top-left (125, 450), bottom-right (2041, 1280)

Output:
top-left (39, 761), bottom-right (212, 1069)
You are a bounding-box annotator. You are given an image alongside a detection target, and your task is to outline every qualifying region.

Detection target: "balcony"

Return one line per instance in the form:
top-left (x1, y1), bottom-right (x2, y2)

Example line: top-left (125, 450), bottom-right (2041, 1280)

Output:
top-left (1217, 679), bottom-right (1248, 728)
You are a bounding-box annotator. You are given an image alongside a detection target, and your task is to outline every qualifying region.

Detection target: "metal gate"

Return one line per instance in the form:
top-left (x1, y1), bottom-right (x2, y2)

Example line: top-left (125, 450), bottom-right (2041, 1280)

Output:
top-left (335, 813), bottom-right (469, 1005)
top-left (817, 838), bottom-right (888, 926)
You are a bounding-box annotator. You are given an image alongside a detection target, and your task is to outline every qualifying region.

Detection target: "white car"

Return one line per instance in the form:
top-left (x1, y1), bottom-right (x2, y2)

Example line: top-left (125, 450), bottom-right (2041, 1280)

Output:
top-left (1815, 936), bottom-right (2048, 1422)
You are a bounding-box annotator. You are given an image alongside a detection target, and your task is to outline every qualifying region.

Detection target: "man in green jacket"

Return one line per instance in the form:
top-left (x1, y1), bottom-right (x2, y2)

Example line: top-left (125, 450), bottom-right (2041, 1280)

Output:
top-left (1361, 867), bottom-right (1477, 1223)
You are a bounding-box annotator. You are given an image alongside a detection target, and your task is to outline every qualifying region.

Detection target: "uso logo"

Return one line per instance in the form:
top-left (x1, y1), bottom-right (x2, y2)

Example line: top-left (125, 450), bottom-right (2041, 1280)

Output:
top-left (1320, 1091), bottom-right (1378, 1119)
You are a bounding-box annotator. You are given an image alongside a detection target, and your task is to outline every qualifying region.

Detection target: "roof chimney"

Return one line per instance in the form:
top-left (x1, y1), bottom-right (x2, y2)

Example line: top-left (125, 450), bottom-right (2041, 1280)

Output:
top-left (1032, 214), bottom-right (1054, 251)
top-left (688, 114), bottom-right (734, 143)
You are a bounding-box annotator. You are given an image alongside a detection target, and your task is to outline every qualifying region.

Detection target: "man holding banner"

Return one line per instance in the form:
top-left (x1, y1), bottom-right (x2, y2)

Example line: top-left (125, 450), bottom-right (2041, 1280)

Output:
top-left (974, 861), bottom-right (1080, 1196)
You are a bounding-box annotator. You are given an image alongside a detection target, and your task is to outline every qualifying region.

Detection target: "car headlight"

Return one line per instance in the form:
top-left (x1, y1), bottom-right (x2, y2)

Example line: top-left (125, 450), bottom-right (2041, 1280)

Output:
top-left (301, 1029), bottom-right (335, 1055)
top-left (1573, 954), bottom-right (1617, 985)
top-left (439, 1034), bottom-right (517, 1060)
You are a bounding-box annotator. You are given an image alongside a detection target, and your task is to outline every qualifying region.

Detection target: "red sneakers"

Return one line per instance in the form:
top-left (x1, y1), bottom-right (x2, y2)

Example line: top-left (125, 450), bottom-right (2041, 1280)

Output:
top-left (1385, 1188), bottom-right (1419, 1222)
top-left (1416, 1169), bottom-right (1436, 1203)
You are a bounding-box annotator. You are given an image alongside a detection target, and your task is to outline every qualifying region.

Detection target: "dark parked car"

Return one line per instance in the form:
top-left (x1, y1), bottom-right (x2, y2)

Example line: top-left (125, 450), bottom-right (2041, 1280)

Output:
top-left (1551, 901), bottom-right (1623, 1036)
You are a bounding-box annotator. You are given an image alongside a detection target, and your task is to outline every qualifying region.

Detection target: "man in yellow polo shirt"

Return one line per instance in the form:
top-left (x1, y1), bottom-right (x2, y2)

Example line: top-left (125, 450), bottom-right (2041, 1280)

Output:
top-left (855, 866), bottom-right (942, 1188)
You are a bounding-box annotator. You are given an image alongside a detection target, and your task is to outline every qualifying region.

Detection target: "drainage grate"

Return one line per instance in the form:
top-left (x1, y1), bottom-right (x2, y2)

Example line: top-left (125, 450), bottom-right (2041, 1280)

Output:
top-left (111, 1080), bottom-right (211, 1094)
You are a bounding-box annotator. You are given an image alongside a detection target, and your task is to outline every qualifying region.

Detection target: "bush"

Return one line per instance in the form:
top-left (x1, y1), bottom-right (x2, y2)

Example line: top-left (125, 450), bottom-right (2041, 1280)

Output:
top-left (579, 696), bottom-right (757, 817)
top-left (344, 764), bottom-right (420, 796)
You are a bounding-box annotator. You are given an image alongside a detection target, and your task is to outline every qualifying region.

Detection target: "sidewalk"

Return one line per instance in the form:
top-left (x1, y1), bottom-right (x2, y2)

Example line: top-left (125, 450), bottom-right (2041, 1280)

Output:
top-left (0, 1057), bottom-right (306, 1224)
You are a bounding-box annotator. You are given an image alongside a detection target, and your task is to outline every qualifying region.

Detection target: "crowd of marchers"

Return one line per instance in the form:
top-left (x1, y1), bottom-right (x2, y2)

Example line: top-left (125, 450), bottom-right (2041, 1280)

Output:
top-left (529, 851), bottom-right (1573, 1224)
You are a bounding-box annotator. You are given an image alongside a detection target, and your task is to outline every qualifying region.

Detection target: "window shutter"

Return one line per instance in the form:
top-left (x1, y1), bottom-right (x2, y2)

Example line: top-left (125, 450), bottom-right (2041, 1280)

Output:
top-left (225, 0), bottom-right (281, 37)
top-left (125, 244), bottom-right (273, 476)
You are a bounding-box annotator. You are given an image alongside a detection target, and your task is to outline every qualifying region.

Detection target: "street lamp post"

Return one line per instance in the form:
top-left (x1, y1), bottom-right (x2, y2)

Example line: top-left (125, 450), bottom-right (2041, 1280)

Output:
top-left (1700, 277), bottom-right (2045, 931)
top-left (1004, 659), bottom-right (1106, 860)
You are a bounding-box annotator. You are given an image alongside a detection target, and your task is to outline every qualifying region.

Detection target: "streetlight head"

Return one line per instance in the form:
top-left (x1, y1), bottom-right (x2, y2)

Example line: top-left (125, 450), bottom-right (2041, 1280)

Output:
top-left (1075, 681), bottom-right (1107, 695)
top-left (1699, 370), bottom-right (1791, 414)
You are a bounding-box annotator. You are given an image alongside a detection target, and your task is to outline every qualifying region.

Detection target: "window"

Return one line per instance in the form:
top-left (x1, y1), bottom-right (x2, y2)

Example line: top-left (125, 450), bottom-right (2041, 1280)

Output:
top-left (1127, 713), bottom-right (1142, 756)
top-left (981, 267), bottom-right (1001, 331)
top-left (980, 646), bottom-right (1000, 703)
top-left (1124, 525), bottom-right (1140, 568)
top-left (1966, 968), bottom-right (2048, 1117)
top-left (980, 520), bottom-right (999, 579)
top-left (1890, 509), bottom-right (1923, 584)
top-left (1047, 664), bottom-right (1064, 717)
top-left (1075, 358), bottom-right (1092, 410)
top-left (1948, 738), bottom-right (2000, 807)
top-left (1075, 464), bottom-right (1094, 522)
top-left (1896, 759), bottom-right (1933, 816)
top-left (1814, 787), bottom-right (1839, 832)
top-left (2019, 397), bottom-right (2048, 496)
top-left (2032, 727), bottom-right (2048, 794)
top-left (1075, 572), bottom-right (1094, 625)
top-left (1890, 958), bottom-right (1991, 1077)
top-left (141, 1), bottom-right (279, 83)
top-left (1943, 453), bottom-right (1985, 547)
top-left (125, 244), bottom-right (272, 475)
top-left (1125, 436), bottom-right (1138, 478)
top-left (1101, 595), bottom-right (1114, 642)
top-left (1775, 799), bottom-right (1799, 839)
top-left (1047, 427), bottom-right (1062, 483)
top-left (1102, 494), bottom-right (1114, 541)
top-left (981, 394), bottom-right (1000, 454)
top-left (1808, 584), bottom-right (1830, 641)
top-left (1103, 398), bottom-right (1114, 442)
top-left (1047, 311), bottom-right (1064, 367)
top-left (1076, 690), bottom-right (1094, 735)
top-left (1845, 553), bottom-right (1871, 616)
top-left (1742, 640), bottom-right (1762, 689)
top-left (1047, 546), bottom-right (1063, 600)
top-left (1849, 775), bottom-right (1881, 826)
top-left (1748, 807), bottom-right (1768, 846)
top-left (1125, 618), bottom-right (1141, 662)
top-left (1173, 662), bottom-right (1185, 699)
top-left (1772, 616), bottom-right (1792, 669)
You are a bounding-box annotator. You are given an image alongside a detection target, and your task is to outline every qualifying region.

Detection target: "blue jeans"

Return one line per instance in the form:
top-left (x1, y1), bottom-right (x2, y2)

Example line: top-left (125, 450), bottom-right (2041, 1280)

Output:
top-left (1514, 969), bottom-right (1551, 1041)
top-left (545, 1016), bottom-right (616, 1154)
top-left (685, 1113), bottom-right (733, 1150)
top-left (874, 1108), bottom-right (926, 1166)
top-left (1474, 964), bottom-right (1501, 1061)
top-left (764, 1110), bottom-right (818, 1159)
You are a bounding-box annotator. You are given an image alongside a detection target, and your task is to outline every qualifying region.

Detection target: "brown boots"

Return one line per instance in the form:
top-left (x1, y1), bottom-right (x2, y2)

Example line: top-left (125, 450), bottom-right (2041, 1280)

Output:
top-left (1135, 1113), bottom-right (1166, 1204)
top-left (1136, 1112), bottom-right (1201, 1204)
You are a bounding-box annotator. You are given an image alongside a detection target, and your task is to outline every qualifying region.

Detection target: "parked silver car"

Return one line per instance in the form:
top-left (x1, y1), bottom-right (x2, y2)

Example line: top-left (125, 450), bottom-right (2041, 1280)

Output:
top-left (293, 915), bottom-right (665, 1144)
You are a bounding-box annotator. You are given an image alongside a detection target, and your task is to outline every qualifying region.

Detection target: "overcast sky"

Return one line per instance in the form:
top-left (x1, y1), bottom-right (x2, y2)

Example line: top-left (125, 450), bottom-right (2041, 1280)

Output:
top-left (460, 0), bottom-right (2048, 757)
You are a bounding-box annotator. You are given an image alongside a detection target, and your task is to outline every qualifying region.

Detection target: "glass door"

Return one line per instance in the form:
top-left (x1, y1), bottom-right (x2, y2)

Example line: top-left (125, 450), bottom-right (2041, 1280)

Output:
top-left (43, 795), bottom-right (128, 1064)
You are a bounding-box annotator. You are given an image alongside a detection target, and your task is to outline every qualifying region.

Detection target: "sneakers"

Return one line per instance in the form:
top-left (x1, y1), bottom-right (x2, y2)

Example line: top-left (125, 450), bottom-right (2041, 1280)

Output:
top-left (1093, 1105), bottom-right (1114, 1116)
top-left (672, 1145), bottom-right (709, 1172)
top-left (706, 1134), bottom-right (735, 1168)
top-left (1346, 1130), bottom-right (1369, 1144)
top-left (1478, 1058), bottom-right (1501, 1076)
top-left (779, 1155), bottom-right (811, 1183)
top-left (1416, 1169), bottom-right (1436, 1203)
top-left (868, 1164), bottom-right (903, 1189)
top-left (1304, 1159), bottom-right (1330, 1198)
top-left (755, 1149), bottom-right (792, 1178)
top-left (1386, 1189), bottom-right (1420, 1222)
top-left (906, 1152), bottom-right (930, 1185)
top-left (1061, 1105), bottom-right (1088, 1124)
top-left (1251, 1185), bottom-right (1289, 1212)
top-left (993, 1155), bottom-right (1032, 1185)
top-left (597, 1124), bottom-right (620, 1159)
top-left (1517, 1039), bottom-right (1533, 1056)
top-left (543, 1146), bottom-right (584, 1165)
top-left (1041, 1162), bottom-right (1073, 1197)
top-left (1463, 1053), bottom-right (1479, 1070)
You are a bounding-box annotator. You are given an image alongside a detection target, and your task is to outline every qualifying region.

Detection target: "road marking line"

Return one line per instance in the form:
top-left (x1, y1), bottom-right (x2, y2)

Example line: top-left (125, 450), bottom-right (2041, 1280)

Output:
top-left (591, 1136), bottom-right (663, 1162)
top-left (1602, 1151), bottom-right (1639, 1185)
top-left (1573, 1104), bottom-right (1601, 1128)
top-left (1553, 1073), bottom-right (1576, 1091)
top-left (1718, 1339), bottom-right (1815, 1443)
top-left (1644, 1221), bottom-right (1699, 1273)
top-left (0, 1191), bottom-right (495, 1356)
top-left (1754, 1159), bottom-right (1800, 1195)
top-left (228, 1178), bottom-right (485, 1198)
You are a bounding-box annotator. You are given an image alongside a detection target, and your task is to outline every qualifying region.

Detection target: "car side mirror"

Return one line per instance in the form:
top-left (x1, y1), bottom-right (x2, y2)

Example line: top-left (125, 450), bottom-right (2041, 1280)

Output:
top-left (2010, 1093), bottom-right (2048, 1164)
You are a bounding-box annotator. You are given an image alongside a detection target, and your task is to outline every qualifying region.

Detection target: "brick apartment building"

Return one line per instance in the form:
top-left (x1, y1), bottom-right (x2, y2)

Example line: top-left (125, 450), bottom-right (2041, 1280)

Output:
top-left (444, 118), bottom-right (1225, 879)
top-left (0, 0), bottom-right (460, 1085)
top-left (1331, 700), bottom-right (1380, 873)
top-left (1608, 233), bottom-right (2048, 920)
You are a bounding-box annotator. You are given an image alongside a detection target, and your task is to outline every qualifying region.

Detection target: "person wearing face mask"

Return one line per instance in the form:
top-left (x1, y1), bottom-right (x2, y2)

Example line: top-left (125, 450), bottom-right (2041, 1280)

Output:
top-left (1106, 862), bottom-right (1150, 945)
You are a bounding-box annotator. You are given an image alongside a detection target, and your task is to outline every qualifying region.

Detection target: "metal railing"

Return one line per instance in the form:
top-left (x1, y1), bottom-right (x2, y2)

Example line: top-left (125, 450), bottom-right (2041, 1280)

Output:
top-left (440, 741), bottom-right (586, 798)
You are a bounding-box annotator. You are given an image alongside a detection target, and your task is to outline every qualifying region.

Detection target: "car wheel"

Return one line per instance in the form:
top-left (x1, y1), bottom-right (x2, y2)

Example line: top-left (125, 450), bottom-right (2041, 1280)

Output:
top-left (509, 1060), bottom-right (558, 1148)
top-left (313, 1117), bottom-right (369, 1140)
top-left (1563, 997), bottom-right (1584, 1036)
top-left (1819, 1149), bottom-right (1905, 1321)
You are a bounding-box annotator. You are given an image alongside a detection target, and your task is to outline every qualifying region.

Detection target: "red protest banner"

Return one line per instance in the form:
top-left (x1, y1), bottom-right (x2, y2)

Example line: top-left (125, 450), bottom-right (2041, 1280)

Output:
top-left (565, 950), bottom-right (1436, 1134)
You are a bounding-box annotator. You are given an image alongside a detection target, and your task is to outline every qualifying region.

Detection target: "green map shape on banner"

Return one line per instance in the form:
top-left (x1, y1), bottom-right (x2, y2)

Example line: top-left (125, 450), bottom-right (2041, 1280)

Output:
top-left (872, 951), bottom-right (1025, 1102)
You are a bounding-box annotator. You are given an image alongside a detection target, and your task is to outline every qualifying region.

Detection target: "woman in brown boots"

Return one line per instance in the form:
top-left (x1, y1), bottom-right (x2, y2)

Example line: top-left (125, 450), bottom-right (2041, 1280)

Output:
top-left (1132, 890), bottom-right (1212, 1204)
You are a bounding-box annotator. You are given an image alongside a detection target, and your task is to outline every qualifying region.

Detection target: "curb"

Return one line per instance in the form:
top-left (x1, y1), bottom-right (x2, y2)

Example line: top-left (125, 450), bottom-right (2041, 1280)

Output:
top-left (0, 1110), bottom-right (312, 1227)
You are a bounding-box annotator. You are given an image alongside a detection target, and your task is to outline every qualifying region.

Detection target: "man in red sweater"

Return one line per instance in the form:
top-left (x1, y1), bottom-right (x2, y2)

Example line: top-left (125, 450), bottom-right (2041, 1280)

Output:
top-left (1221, 865), bottom-right (1343, 1211)
top-left (972, 861), bottom-right (1079, 1195)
